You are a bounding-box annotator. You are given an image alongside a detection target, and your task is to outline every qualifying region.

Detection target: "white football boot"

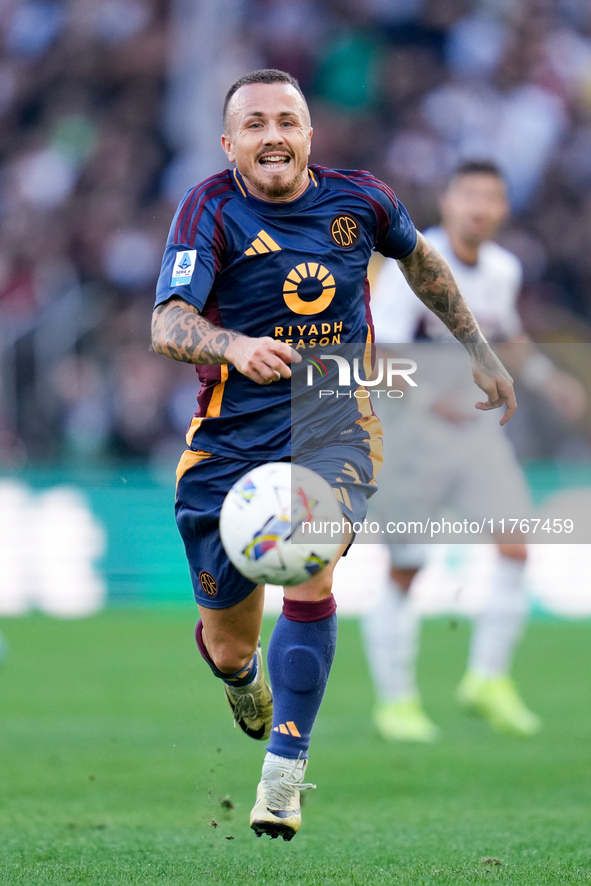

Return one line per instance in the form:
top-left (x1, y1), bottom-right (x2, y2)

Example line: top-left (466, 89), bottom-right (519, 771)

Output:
top-left (250, 752), bottom-right (316, 841)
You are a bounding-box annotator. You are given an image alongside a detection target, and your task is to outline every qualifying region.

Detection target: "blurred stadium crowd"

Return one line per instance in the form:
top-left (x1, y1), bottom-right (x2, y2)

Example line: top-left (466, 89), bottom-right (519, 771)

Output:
top-left (2, 0), bottom-right (591, 468)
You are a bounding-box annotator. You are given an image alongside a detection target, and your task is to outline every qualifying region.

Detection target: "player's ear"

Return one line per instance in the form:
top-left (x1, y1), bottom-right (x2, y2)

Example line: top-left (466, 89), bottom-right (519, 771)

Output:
top-left (221, 133), bottom-right (235, 162)
top-left (306, 127), bottom-right (313, 157)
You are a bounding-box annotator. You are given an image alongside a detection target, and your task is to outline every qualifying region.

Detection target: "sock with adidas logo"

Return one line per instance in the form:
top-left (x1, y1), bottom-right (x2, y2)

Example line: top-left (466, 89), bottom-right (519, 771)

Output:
top-left (266, 595), bottom-right (337, 758)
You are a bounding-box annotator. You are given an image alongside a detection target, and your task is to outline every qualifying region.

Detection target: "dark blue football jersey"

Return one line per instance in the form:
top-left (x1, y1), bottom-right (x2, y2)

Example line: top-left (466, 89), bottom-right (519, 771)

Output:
top-left (155, 165), bottom-right (417, 459)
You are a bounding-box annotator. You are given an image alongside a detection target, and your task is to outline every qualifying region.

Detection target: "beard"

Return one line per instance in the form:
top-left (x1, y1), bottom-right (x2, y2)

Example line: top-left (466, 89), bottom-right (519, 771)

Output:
top-left (249, 164), bottom-right (306, 201)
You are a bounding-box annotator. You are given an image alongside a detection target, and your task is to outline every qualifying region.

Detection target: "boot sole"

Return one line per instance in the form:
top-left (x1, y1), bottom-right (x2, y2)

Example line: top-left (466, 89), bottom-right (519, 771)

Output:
top-left (251, 820), bottom-right (297, 841)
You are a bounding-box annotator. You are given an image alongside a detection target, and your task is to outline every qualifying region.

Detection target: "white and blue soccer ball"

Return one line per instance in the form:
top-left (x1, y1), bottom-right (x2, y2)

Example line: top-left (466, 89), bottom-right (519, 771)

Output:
top-left (219, 462), bottom-right (344, 586)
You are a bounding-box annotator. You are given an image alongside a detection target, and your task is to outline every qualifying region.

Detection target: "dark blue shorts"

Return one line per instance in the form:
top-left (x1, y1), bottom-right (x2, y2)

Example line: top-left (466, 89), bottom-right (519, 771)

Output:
top-left (174, 415), bottom-right (383, 609)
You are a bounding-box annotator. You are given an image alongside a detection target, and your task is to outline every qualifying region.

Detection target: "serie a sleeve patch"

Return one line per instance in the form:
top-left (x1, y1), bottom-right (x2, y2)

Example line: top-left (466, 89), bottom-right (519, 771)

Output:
top-left (171, 249), bottom-right (197, 286)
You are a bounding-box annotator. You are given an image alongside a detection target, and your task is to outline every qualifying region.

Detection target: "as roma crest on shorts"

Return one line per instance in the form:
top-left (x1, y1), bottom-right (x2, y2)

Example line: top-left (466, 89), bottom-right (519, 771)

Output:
top-left (199, 570), bottom-right (218, 596)
top-left (330, 214), bottom-right (360, 249)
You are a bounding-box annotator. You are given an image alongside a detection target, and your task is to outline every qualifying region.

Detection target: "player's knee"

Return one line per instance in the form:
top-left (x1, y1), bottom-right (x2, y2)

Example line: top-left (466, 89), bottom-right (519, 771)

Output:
top-left (390, 566), bottom-right (419, 592)
top-left (498, 542), bottom-right (527, 562)
top-left (286, 568), bottom-right (335, 600)
top-left (209, 640), bottom-right (257, 674)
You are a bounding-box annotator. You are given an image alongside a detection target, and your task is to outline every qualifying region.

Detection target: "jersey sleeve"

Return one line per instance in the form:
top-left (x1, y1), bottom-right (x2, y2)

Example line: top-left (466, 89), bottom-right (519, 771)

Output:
top-left (498, 253), bottom-right (524, 340)
top-left (154, 187), bottom-right (221, 311)
top-left (371, 256), bottom-right (426, 343)
top-left (377, 198), bottom-right (418, 259)
top-left (363, 178), bottom-right (417, 259)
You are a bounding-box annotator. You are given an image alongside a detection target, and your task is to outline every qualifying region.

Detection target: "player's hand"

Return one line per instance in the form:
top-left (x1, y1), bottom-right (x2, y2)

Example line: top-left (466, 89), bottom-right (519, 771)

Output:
top-left (470, 352), bottom-right (517, 426)
top-left (431, 394), bottom-right (476, 425)
top-left (544, 370), bottom-right (586, 422)
top-left (226, 335), bottom-right (301, 384)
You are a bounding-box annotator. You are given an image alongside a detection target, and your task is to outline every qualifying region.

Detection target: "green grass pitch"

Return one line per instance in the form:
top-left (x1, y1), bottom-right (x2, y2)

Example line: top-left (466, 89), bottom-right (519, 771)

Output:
top-left (0, 610), bottom-right (589, 885)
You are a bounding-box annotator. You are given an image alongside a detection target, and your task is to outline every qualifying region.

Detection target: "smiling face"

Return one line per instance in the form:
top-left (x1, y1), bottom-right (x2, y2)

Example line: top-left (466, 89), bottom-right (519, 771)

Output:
top-left (221, 82), bottom-right (313, 202)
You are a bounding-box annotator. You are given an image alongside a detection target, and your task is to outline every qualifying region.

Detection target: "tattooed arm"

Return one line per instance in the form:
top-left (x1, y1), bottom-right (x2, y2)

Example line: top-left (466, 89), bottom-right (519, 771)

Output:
top-left (397, 233), bottom-right (517, 425)
top-left (151, 296), bottom-right (300, 385)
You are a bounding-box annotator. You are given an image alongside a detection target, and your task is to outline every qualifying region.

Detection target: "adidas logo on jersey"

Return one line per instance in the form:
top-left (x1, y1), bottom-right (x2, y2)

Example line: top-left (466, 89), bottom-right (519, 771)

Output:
top-left (245, 230), bottom-right (281, 256)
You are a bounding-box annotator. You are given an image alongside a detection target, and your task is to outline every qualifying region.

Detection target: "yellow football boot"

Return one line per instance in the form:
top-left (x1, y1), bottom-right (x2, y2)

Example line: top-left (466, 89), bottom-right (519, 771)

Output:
top-left (457, 672), bottom-right (541, 737)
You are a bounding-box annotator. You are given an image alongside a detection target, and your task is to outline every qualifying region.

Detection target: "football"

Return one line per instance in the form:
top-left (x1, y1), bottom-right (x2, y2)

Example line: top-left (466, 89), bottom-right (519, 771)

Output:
top-left (219, 462), bottom-right (344, 586)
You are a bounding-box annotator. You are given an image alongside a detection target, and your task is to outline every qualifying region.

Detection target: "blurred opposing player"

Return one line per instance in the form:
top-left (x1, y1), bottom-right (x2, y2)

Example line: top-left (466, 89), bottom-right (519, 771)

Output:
top-left (363, 160), bottom-right (585, 741)
top-left (151, 73), bottom-right (517, 841)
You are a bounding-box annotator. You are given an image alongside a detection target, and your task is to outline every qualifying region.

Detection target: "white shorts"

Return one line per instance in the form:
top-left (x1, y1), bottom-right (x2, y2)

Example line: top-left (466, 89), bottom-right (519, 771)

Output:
top-left (369, 406), bottom-right (532, 562)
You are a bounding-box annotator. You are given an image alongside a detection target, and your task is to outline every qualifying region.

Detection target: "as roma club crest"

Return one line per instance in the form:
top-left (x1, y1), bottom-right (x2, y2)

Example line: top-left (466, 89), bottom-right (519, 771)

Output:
top-left (330, 215), bottom-right (360, 249)
top-left (199, 571), bottom-right (218, 596)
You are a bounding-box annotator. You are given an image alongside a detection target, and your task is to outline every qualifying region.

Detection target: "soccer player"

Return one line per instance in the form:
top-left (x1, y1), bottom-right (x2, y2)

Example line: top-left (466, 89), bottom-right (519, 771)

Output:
top-left (363, 160), bottom-right (585, 742)
top-left (151, 71), bottom-right (517, 841)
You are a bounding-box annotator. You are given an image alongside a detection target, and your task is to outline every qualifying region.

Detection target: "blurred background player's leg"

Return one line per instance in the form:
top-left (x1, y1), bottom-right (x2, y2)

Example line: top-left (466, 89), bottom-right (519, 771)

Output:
top-left (457, 543), bottom-right (541, 736)
top-left (454, 434), bottom-right (542, 737)
top-left (362, 544), bottom-right (439, 742)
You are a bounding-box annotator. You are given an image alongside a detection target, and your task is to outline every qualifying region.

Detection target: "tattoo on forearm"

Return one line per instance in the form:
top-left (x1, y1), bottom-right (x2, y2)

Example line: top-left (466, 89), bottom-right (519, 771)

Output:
top-left (151, 298), bottom-right (241, 365)
top-left (398, 235), bottom-right (484, 345)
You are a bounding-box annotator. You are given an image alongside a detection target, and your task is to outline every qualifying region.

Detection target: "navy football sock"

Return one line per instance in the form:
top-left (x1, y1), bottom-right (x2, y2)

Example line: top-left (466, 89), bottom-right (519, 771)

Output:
top-left (266, 595), bottom-right (337, 759)
top-left (195, 619), bottom-right (258, 687)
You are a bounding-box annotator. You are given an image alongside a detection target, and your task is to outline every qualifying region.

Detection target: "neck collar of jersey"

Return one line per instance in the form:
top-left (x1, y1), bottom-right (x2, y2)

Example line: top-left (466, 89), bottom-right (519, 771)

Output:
top-left (232, 167), bottom-right (318, 213)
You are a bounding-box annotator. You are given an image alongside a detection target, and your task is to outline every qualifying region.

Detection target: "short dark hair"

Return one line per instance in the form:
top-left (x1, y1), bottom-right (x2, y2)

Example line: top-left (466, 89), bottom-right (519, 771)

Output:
top-left (448, 159), bottom-right (506, 185)
top-left (223, 69), bottom-right (309, 129)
